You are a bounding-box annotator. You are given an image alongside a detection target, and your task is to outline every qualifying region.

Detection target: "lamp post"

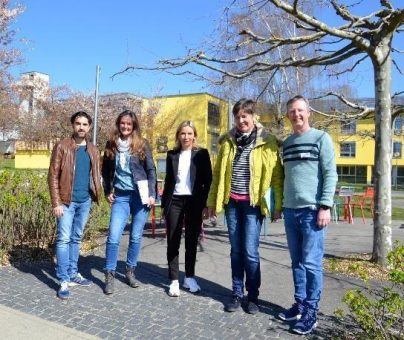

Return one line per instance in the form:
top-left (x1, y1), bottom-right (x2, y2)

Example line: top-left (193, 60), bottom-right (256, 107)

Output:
top-left (92, 65), bottom-right (101, 145)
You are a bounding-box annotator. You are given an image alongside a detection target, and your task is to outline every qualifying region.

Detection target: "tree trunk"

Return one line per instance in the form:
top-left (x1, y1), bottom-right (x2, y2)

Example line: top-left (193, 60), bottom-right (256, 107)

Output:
top-left (372, 44), bottom-right (393, 266)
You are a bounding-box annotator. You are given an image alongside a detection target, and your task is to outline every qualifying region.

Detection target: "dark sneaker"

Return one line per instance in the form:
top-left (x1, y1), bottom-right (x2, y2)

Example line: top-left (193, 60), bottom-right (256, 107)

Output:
top-left (68, 273), bottom-right (92, 287)
top-left (225, 296), bottom-right (242, 312)
top-left (246, 299), bottom-right (259, 314)
top-left (126, 267), bottom-right (139, 288)
top-left (292, 308), bottom-right (318, 335)
top-left (104, 271), bottom-right (115, 295)
top-left (57, 281), bottom-right (70, 300)
top-left (278, 302), bottom-right (304, 321)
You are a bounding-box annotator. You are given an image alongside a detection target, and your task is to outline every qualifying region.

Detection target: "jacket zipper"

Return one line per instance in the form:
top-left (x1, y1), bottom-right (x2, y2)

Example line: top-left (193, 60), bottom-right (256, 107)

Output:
top-left (249, 147), bottom-right (254, 206)
top-left (70, 144), bottom-right (77, 202)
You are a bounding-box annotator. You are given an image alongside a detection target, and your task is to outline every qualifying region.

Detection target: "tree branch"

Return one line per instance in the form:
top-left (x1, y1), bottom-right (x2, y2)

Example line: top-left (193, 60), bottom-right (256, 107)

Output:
top-left (256, 67), bottom-right (278, 100)
top-left (393, 59), bottom-right (403, 74)
top-left (380, 0), bottom-right (393, 11)
top-left (311, 91), bottom-right (373, 118)
top-left (327, 55), bottom-right (368, 77)
top-left (392, 47), bottom-right (404, 53)
top-left (269, 0), bottom-right (373, 49)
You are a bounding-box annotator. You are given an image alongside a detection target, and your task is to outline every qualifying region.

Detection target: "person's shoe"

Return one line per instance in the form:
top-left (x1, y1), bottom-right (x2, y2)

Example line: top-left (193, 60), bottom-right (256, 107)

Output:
top-left (246, 299), bottom-right (259, 314)
top-left (126, 267), bottom-right (139, 288)
top-left (68, 273), bottom-right (92, 287)
top-left (57, 281), bottom-right (70, 300)
top-left (183, 277), bottom-right (201, 293)
top-left (225, 296), bottom-right (242, 312)
top-left (104, 271), bottom-right (115, 295)
top-left (292, 308), bottom-right (318, 335)
top-left (278, 302), bottom-right (304, 321)
top-left (168, 280), bottom-right (180, 297)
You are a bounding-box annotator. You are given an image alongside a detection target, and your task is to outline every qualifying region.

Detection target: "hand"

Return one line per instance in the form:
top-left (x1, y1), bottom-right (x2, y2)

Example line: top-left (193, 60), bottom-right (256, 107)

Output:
top-left (207, 207), bottom-right (216, 219)
top-left (52, 205), bottom-right (64, 218)
top-left (317, 208), bottom-right (331, 228)
top-left (148, 196), bottom-right (155, 207)
top-left (106, 193), bottom-right (115, 207)
top-left (272, 210), bottom-right (282, 221)
top-left (202, 207), bottom-right (209, 219)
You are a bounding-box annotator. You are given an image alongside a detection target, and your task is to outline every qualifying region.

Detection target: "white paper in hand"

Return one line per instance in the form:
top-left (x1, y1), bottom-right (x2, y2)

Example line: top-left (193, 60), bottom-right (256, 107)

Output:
top-left (264, 187), bottom-right (272, 212)
top-left (137, 180), bottom-right (149, 205)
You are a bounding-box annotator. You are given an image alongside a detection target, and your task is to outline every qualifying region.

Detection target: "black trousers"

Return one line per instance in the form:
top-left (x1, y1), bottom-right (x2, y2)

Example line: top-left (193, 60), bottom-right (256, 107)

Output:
top-left (166, 195), bottom-right (203, 280)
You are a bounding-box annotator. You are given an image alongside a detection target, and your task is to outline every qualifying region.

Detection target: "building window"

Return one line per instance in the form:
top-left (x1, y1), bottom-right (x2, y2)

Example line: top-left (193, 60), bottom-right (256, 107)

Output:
top-left (208, 102), bottom-right (220, 127)
top-left (393, 141), bottom-right (402, 158)
top-left (208, 131), bottom-right (220, 155)
top-left (337, 166), bottom-right (367, 184)
top-left (340, 120), bottom-right (356, 134)
top-left (394, 116), bottom-right (403, 135)
top-left (340, 142), bottom-right (356, 157)
top-left (396, 167), bottom-right (404, 188)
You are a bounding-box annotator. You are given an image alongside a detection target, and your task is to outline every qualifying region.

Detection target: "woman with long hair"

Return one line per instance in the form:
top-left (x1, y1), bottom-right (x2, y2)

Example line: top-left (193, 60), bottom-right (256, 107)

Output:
top-left (102, 110), bottom-right (156, 294)
top-left (161, 120), bottom-right (212, 297)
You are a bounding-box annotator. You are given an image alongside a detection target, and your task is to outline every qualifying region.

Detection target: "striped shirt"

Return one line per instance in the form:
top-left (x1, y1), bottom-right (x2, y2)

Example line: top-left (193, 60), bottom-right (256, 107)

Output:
top-left (231, 143), bottom-right (254, 195)
top-left (282, 128), bottom-right (337, 208)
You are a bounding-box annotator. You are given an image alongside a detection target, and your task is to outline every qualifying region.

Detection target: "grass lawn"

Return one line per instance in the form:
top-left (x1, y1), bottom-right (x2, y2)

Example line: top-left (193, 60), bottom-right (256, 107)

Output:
top-left (0, 158), bottom-right (14, 169)
top-left (337, 206), bottom-right (404, 220)
top-left (392, 207), bottom-right (404, 220)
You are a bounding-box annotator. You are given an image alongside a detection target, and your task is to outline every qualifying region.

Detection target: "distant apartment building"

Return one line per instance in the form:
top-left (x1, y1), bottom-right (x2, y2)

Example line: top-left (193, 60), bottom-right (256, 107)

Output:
top-left (18, 71), bottom-right (50, 116)
top-left (332, 115), bottom-right (404, 187)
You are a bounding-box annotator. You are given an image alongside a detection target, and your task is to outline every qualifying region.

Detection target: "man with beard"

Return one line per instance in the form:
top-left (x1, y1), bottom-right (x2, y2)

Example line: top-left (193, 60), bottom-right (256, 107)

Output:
top-left (48, 111), bottom-right (102, 299)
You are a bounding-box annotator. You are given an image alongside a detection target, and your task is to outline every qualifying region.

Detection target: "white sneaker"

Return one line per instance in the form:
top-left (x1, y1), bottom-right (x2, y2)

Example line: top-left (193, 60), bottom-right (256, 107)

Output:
top-left (168, 280), bottom-right (180, 297)
top-left (183, 277), bottom-right (201, 293)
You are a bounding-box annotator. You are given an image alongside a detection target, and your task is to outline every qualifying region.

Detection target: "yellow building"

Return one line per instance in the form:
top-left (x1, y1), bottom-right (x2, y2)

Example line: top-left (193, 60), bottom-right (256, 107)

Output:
top-left (330, 116), bottom-right (404, 186)
top-left (14, 141), bottom-right (53, 169)
top-left (143, 92), bottom-right (229, 175)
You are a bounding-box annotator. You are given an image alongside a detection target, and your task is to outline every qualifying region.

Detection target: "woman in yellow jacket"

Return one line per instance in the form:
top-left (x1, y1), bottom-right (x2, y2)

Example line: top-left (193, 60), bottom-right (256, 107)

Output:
top-left (207, 98), bottom-right (283, 314)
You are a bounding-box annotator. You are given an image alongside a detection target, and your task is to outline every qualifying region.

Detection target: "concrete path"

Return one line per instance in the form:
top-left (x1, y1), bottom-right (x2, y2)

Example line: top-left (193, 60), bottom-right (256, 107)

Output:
top-left (0, 216), bottom-right (403, 339)
top-left (0, 304), bottom-right (98, 339)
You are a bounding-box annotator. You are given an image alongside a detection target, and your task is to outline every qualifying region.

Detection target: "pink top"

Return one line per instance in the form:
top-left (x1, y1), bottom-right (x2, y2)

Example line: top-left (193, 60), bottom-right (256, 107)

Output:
top-left (230, 192), bottom-right (250, 201)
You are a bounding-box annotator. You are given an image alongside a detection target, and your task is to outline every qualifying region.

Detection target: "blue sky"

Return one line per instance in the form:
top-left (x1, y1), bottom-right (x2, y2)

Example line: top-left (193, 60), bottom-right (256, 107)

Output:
top-left (11, 1), bottom-right (404, 98)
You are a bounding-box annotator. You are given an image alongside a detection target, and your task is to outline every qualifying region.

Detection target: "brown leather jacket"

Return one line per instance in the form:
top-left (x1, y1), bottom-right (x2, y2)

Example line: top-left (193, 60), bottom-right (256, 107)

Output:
top-left (48, 136), bottom-right (102, 208)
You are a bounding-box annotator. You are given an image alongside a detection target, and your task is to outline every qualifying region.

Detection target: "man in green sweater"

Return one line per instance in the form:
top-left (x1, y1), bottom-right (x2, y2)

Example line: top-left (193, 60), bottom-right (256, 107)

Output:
top-left (278, 95), bottom-right (337, 335)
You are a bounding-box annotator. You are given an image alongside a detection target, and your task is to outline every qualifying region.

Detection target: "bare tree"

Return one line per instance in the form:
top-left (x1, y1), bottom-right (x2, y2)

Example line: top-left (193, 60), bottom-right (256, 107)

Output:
top-left (117, 0), bottom-right (404, 266)
top-left (206, 1), bottom-right (359, 136)
top-left (17, 86), bottom-right (164, 154)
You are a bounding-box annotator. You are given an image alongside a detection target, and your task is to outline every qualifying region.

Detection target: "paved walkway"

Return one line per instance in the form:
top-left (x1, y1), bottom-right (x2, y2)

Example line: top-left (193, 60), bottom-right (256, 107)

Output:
top-left (1, 216), bottom-right (403, 339)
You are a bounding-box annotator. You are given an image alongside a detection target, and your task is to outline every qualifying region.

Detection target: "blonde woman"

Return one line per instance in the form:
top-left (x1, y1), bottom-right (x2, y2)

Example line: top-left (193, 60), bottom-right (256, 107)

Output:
top-left (161, 121), bottom-right (212, 297)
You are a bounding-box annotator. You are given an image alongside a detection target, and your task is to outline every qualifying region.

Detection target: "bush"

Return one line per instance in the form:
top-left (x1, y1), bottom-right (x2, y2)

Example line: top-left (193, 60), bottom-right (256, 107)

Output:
top-left (336, 241), bottom-right (404, 339)
top-left (0, 169), bottom-right (110, 263)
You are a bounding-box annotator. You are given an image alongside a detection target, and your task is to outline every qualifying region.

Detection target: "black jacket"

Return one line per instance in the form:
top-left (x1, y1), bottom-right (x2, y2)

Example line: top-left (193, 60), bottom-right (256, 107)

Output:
top-left (161, 148), bottom-right (212, 215)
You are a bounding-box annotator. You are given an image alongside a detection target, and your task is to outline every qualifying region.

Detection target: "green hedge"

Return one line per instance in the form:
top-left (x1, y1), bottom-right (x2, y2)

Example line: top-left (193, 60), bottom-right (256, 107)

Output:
top-left (0, 169), bottom-right (110, 262)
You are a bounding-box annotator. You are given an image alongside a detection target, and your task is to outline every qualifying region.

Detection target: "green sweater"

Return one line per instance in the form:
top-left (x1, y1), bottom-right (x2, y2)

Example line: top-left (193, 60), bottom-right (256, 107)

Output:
top-left (282, 128), bottom-right (337, 209)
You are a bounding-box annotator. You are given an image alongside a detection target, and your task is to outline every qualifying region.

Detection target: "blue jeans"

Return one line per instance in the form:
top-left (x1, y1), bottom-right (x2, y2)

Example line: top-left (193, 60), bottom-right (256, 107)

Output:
top-left (56, 198), bottom-right (92, 283)
top-left (283, 207), bottom-right (325, 310)
top-left (225, 199), bottom-right (263, 300)
top-left (105, 190), bottom-right (150, 271)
